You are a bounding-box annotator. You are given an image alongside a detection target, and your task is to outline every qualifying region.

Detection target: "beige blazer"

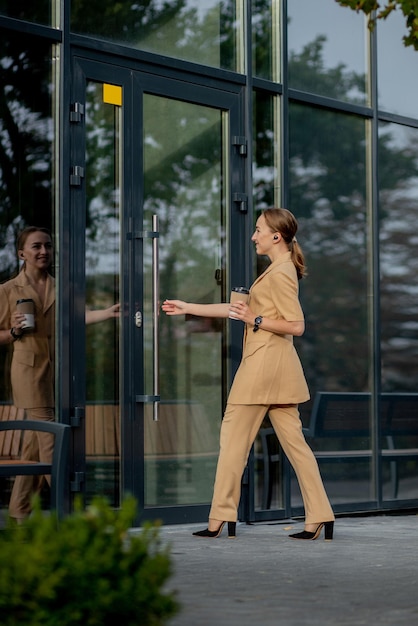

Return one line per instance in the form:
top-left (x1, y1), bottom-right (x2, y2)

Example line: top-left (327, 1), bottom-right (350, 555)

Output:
top-left (228, 252), bottom-right (310, 405)
top-left (0, 270), bottom-right (55, 408)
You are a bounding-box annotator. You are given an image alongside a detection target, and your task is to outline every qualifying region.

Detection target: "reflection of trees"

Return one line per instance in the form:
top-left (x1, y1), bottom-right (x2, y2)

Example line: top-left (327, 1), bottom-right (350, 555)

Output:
top-left (379, 124), bottom-right (418, 391)
top-left (71, 0), bottom-right (237, 70)
top-left (289, 35), bottom-right (366, 103)
top-left (2, 2), bottom-right (418, 402)
top-left (0, 33), bottom-right (52, 281)
top-left (84, 83), bottom-right (120, 268)
top-left (83, 85), bottom-right (120, 401)
top-left (82, 81), bottom-right (224, 402)
top-left (292, 59), bottom-right (418, 395)
top-left (255, 35), bottom-right (418, 395)
top-left (143, 102), bottom-right (222, 299)
top-left (0, 30), bottom-right (53, 401)
top-left (141, 96), bottom-right (223, 401)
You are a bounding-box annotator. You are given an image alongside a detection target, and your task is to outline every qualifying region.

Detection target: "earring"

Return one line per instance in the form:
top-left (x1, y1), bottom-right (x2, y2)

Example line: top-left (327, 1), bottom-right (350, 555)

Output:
top-left (273, 235), bottom-right (278, 240)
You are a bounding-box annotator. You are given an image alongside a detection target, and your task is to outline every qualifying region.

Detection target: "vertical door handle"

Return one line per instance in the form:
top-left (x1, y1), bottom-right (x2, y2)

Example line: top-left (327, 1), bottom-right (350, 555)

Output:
top-left (152, 214), bottom-right (160, 421)
top-left (135, 215), bottom-right (160, 419)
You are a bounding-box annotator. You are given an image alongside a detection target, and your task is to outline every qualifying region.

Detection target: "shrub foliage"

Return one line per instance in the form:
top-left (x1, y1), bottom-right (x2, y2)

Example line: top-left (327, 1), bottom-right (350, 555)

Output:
top-left (0, 497), bottom-right (179, 626)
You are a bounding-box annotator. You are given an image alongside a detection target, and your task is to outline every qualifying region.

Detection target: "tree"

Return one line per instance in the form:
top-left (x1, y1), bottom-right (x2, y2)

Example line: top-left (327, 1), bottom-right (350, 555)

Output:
top-left (336, 1), bottom-right (418, 50)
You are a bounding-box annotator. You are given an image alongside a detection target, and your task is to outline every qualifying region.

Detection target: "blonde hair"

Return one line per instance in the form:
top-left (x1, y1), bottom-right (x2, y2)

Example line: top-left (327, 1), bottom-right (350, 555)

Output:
top-left (262, 208), bottom-right (307, 280)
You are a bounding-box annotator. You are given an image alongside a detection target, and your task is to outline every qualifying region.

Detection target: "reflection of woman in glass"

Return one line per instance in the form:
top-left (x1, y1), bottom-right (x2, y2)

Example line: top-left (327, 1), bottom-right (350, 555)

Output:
top-left (0, 226), bottom-right (119, 522)
top-left (162, 208), bottom-right (334, 540)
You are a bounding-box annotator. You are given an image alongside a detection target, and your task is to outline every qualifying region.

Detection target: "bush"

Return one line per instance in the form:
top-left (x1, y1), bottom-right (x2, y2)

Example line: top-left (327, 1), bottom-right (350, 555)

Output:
top-left (0, 496), bottom-right (179, 626)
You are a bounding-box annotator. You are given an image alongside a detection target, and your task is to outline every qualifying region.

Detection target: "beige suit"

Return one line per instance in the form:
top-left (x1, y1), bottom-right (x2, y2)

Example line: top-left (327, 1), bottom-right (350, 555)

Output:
top-left (0, 270), bottom-right (55, 408)
top-left (209, 252), bottom-right (334, 524)
top-left (0, 270), bottom-right (55, 519)
top-left (228, 252), bottom-right (309, 405)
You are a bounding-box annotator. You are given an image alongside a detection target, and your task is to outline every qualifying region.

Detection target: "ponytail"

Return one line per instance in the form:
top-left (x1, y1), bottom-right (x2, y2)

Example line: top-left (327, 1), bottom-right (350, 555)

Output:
top-left (290, 239), bottom-right (307, 280)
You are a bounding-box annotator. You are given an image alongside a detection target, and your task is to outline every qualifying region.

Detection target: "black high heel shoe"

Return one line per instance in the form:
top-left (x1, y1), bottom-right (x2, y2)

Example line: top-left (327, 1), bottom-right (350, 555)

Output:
top-left (289, 521), bottom-right (334, 541)
top-left (193, 521), bottom-right (236, 538)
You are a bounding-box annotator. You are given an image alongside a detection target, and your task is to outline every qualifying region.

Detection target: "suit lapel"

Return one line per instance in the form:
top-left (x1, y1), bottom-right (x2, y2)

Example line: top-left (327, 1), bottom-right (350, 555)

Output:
top-left (14, 271), bottom-right (55, 314)
top-left (43, 275), bottom-right (55, 313)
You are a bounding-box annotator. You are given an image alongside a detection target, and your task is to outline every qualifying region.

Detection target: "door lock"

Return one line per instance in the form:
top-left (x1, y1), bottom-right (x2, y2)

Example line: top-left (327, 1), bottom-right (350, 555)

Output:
top-left (135, 311), bottom-right (142, 327)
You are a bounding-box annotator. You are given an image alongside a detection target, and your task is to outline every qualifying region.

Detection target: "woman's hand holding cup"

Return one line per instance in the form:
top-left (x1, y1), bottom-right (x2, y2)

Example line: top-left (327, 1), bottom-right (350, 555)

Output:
top-left (229, 287), bottom-right (249, 320)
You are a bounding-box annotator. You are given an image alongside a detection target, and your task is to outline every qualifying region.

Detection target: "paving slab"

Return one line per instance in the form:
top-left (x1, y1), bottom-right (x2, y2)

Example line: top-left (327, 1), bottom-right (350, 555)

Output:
top-left (153, 514), bottom-right (418, 626)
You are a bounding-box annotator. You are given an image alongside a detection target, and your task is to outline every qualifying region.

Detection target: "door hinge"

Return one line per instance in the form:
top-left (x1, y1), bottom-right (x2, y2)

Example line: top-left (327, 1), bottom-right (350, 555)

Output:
top-left (70, 102), bottom-right (85, 123)
top-left (70, 165), bottom-right (85, 186)
top-left (70, 471), bottom-right (85, 492)
top-left (232, 136), bottom-right (247, 156)
top-left (233, 192), bottom-right (248, 213)
top-left (70, 406), bottom-right (85, 428)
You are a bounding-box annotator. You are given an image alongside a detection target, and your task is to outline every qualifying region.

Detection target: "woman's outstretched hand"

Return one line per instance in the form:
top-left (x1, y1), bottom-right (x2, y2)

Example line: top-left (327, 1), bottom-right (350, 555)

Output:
top-left (162, 299), bottom-right (188, 315)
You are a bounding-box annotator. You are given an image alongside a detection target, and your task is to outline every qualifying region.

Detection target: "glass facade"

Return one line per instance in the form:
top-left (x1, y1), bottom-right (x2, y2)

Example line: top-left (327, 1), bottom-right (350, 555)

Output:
top-left (0, 31), bottom-right (56, 388)
top-left (0, 1), bottom-right (53, 26)
top-left (252, 0), bottom-right (280, 81)
top-left (378, 121), bottom-right (418, 501)
top-left (71, 0), bottom-right (241, 72)
top-left (1, 1), bottom-right (418, 525)
top-left (0, 29), bottom-right (57, 522)
top-left (288, 105), bottom-right (372, 508)
top-left (377, 10), bottom-right (418, 117)
top-left (288, 0), bottom-right (368, 104)
top-left (252, 90), bottom-right (280, 207)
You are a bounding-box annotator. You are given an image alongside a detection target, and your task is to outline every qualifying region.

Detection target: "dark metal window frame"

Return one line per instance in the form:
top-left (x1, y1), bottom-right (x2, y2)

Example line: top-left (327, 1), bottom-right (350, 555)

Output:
top-left (2, 0), bottom-right (418, 519)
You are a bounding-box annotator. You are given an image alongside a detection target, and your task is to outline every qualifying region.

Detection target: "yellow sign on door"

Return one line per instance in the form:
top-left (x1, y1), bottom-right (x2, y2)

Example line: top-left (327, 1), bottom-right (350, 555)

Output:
top-left (103, 83), bottom-right (122, 106)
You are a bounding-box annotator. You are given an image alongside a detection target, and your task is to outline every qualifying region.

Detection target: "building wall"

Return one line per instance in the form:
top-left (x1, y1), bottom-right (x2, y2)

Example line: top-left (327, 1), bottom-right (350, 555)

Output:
top-left (1, 2), bottom-right (418, 519)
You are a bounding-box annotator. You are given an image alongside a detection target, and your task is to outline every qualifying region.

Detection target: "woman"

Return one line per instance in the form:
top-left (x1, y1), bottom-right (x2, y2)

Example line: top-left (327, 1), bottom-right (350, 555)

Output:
top-left (162, 208), bottom-right (334, 540)
top-left (0, 226), bottom-right (119, 522)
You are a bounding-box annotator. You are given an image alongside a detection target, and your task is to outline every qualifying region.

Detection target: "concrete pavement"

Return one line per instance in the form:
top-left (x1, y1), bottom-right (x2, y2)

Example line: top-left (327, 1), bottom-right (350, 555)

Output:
top-left (156, 513), bottom-right (418, 626)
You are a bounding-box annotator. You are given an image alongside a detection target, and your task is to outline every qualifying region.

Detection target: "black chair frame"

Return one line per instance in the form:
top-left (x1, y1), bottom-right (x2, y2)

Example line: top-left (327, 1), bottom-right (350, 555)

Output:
top-left (0, 420), bottom-right (70, 519)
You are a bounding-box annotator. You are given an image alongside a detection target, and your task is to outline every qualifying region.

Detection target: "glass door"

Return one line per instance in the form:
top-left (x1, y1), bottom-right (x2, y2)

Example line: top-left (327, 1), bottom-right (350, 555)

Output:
top-left (142, 94), bottom-right (225, 513)
top-left (82, 79), bottom-right (122, 508)
top-left (70, 56), bottom-right (246, 523)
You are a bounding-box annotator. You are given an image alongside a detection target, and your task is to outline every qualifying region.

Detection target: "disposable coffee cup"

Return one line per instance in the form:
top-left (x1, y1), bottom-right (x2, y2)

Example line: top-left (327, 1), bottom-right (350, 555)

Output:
top-left (16, 298), bottom-right (35, 330)
top-left (229, 287), bottom-right (250, 319)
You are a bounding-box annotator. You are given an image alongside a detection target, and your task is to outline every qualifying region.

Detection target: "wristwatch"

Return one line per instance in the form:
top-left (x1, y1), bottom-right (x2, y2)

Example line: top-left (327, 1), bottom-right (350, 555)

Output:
top-left (253, 315), bottom-right (263, 332)
top-left (10, 327), bottom-right (23, 341)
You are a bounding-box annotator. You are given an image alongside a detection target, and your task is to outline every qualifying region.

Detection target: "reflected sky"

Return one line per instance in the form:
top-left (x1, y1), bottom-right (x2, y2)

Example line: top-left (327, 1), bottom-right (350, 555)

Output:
top-left (288, 0), bottom-right (367, 102)
top-left (377, 9), bottom-right (418, 118)
top-left (288, 0), bottom-right (418, 118)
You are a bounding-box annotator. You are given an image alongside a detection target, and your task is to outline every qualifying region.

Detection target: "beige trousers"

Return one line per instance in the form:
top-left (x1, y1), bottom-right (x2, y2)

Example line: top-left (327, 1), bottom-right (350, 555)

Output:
top-left (8, 407), bottom-right (55, 520)
top-left (209, 403), bottom-right (334, 525)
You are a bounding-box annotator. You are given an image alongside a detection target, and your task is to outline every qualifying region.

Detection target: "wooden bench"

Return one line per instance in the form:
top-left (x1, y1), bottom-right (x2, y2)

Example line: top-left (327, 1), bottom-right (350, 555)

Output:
top-left (85, 404), bottom-right (120, 461)
top-left (82, 401), bottom-right (218, 503)
top-left (144, 401), bottom-right (218, 459)
top-left (1, 401), bottom-right (217, 463)
top-left (303, 392), bottom-right (418, 498)
top-left (258, 392), bottom-right (418, 507)
top-left (84, 401), bottom-right (218, 462)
